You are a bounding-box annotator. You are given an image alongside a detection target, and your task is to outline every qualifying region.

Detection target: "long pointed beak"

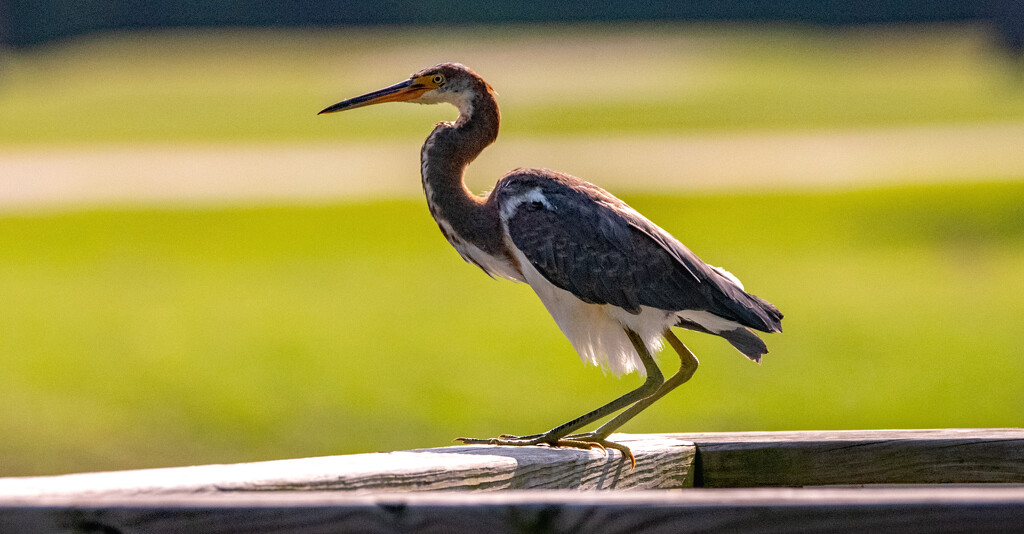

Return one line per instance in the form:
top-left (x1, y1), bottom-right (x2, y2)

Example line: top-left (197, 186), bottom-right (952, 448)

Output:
top-left (318, 79), bottom-right (426, 115)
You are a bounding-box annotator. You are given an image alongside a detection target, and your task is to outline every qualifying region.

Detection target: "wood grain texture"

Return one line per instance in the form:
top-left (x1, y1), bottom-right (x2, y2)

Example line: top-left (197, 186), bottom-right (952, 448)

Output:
top-left (670, 428), bottom-right (1024, 487)
top-left (2, 487), bottom-right (1023, 534)
top-left (0, 434), bottom-right (695, 498)
top-left (2, 430), bottom-right (1023, 532)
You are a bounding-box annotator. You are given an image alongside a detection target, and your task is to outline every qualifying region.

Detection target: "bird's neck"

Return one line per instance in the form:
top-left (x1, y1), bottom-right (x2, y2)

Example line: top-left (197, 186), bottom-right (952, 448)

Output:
top-left (420, 87), bottom-right (503, 254)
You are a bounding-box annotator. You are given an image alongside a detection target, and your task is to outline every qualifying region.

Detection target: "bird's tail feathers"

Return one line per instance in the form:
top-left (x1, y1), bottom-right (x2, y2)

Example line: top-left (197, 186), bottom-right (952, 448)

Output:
top-left (742, 293), bottom-right (784, 334)
top-left (712, 283), bottom-right (783, 334)
top-left (674, 317), bottom-right (769, 363)
top-left (720, 327), bottom-right (768, 363)
top-left (705, 268), bottom-right (783, 334)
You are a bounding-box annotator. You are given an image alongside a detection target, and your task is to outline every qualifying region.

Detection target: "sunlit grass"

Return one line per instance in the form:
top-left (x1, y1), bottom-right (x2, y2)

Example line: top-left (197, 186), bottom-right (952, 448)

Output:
top-left (1, 182), bottom-right (1022, 476)
top-left (1, 24), bottom-right (1023, 145)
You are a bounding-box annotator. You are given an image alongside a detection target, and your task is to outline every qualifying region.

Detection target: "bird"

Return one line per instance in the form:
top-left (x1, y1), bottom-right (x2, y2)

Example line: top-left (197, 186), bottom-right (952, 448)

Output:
top-left (319, 63), bottom-right (782, 465)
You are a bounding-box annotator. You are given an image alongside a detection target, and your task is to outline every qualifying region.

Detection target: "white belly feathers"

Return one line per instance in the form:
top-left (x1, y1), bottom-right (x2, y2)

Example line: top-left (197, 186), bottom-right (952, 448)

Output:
top-left (509, 244), bottom-right (674, 376)
top-left (497, 186), bottom-right (673, 376)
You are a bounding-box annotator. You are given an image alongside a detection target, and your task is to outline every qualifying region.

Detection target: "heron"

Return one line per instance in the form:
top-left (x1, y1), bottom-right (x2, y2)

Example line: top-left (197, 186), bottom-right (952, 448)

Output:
top-left (319, 63), bottom-right (782, 464)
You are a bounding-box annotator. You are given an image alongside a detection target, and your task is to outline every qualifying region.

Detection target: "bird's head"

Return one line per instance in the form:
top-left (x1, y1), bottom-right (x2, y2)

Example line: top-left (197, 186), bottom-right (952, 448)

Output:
top-left (319, 63), bottom-right (489, 117)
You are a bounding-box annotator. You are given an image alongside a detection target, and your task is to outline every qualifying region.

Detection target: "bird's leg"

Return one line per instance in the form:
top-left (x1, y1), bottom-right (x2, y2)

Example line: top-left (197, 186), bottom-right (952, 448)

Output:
top-left (456, 328), bottom-right (664, 459)
top-left (564, 329), bottom-right (699, 462)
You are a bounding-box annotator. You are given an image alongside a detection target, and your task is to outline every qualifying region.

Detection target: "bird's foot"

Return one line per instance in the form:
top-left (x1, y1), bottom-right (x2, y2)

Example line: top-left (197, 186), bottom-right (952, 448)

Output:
top-left (455, 432), bottom-right (634, 468)
top-left (454, 434), bottom-right (602, 452)
top-left (498, 433), bottom-right (543, 440)
top-left (563, 432), bottom-right (635, 468)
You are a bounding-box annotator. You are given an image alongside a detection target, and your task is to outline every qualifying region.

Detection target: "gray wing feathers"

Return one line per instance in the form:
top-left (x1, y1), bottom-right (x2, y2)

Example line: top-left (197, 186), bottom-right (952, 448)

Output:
top-left (497, 170), bottom-right (783, 334)
top-left (508, 197), bottom-right (645, 312)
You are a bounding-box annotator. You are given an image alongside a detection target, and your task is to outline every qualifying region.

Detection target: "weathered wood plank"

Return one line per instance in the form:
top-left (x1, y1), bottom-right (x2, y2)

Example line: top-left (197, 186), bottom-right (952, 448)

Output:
top-left (2, 429), bottom-right (1020, 497)
top-left (0, 434), bottom-right (694, 498)
top-left (673, 428), bottom-right (1024, 487)
top-left (2, 487), bottom-right (1023, 534)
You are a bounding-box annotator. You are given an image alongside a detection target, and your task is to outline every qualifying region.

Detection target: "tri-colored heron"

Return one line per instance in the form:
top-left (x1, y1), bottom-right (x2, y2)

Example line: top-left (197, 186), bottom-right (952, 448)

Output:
top-left (319, 63), bottom-right (782, 464)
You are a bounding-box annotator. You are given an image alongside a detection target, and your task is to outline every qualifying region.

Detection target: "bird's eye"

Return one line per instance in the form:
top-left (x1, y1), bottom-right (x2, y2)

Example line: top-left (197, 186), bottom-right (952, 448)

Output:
top-left (432, 74), bottom-right (445, 86)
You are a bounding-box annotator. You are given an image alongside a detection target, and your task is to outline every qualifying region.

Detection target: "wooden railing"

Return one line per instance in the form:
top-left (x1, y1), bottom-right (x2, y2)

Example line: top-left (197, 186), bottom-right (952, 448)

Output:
top-left (1, 428), bottom-right (1022, 532)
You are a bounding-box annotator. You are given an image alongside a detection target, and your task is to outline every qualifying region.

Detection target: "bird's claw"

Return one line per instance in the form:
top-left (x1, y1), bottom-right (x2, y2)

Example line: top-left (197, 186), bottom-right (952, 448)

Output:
top-left (455, 433), bottom-right (635, 469)
top-left (454, 437), bottom-right (498, 445)
top-left (561, 433), bottom-right (636, 469)
top-left (455, 436), bottom-right (548, 447)
top-left (498, 433), bottom-right (545, 440)
top-left (596, 439), bottom-right (636, 469)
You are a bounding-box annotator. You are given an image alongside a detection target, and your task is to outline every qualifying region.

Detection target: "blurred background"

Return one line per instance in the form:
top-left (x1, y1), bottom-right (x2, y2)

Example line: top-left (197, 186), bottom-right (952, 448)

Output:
top-left (1, 2), bottom-right (1022, 476)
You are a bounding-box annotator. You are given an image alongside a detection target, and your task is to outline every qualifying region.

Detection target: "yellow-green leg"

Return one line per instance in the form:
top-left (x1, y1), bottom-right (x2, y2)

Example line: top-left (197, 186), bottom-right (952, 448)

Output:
top-left (563, 330), bottom-right (699, 465)
top-left (456, 328), bottom-right (664, 453)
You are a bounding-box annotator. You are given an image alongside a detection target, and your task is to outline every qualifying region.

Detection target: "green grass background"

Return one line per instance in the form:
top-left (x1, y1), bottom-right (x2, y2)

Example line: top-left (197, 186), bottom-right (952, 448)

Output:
top-left (2, 24), bottom-right (1024, 144)
top-left (1, 24), bottom-right (1023, 476)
